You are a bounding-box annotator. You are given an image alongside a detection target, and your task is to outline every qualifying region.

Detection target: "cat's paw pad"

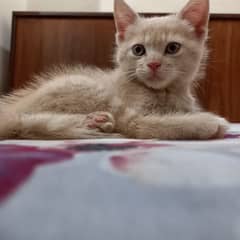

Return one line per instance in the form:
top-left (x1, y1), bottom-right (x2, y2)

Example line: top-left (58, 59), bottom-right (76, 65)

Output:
top-left (85, 112), bottom-right (115, 133)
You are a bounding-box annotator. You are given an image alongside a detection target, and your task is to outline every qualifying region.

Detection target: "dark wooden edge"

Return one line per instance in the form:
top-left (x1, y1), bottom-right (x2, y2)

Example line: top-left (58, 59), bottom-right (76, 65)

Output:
top-left (8, 11), bottom-right (240, 90)
top-left (8, 12), bottom-right (18, 91)
top-left (11, 11), bottom-right (240, 19)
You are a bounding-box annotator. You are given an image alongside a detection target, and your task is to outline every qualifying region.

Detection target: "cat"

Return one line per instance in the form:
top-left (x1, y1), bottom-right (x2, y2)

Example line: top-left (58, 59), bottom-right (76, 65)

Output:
top-left (0, 0), bottom-right (229, 140)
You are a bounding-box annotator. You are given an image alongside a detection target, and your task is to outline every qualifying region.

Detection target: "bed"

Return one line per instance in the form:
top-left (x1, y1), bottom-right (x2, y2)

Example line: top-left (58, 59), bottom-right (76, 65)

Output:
top-left (1, 125), bottom-right (240, 240)
top-left (1, 12), bottom-right (240, 240)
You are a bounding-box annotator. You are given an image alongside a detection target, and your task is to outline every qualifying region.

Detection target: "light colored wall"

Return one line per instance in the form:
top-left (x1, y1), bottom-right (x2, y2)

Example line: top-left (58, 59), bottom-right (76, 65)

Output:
top-left (27, 0), bottom-right (99, 11)
top-left (99, 0), bottom-right (240, 13)
top-left (26, 0), bottom-right (240, 13)
top-left (0, 0), bottom-right (26, 93)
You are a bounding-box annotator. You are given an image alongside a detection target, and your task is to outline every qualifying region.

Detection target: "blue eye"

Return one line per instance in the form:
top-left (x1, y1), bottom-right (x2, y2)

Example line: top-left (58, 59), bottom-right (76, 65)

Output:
top-left (165, 42), bottom-right (181, 55)
top-left (132, 44), bottom-right (146, 56)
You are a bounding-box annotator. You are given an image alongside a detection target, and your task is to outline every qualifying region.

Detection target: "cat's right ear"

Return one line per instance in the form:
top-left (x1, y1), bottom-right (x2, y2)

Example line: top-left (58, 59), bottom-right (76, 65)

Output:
top-left (178, 0), bottom-right (209, 38)
top-left (114, 0), bottom-right (139, 43)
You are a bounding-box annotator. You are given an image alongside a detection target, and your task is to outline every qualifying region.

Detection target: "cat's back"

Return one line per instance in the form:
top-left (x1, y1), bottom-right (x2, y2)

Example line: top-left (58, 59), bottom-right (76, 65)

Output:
top-left (0, 65), bottom-right (110, 104)
top-left (0, 65), bottom-right (114, 111)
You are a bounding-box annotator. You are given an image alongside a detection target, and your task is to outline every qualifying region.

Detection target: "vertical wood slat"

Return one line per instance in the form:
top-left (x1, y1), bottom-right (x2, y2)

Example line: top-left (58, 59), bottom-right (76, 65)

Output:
top-left (229, 21), bottom-right (240, 122)
top-left (9, 12), bottom-right (240, 122)
top-left (200, 20), bottom-right (233, 119)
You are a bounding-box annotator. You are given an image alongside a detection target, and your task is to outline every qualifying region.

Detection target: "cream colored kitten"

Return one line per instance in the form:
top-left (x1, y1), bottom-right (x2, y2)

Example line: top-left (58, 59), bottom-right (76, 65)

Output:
top-left (0, 0), bottom-right (229, 140)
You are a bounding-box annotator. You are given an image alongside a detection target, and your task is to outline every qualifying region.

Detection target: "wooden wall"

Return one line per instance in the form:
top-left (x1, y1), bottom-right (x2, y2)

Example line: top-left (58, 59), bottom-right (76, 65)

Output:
top-left (9, 12), bottom-right (240, 122)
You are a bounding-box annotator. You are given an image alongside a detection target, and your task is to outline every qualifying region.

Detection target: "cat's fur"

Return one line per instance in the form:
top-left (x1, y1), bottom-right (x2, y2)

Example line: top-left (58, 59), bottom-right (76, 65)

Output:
top-left (0, 0), bottom-right (229, 140)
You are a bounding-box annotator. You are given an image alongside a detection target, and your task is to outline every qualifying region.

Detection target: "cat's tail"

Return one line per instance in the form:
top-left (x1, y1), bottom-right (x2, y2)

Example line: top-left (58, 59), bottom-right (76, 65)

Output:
top-left (0, 111), bottom-right (122, 140)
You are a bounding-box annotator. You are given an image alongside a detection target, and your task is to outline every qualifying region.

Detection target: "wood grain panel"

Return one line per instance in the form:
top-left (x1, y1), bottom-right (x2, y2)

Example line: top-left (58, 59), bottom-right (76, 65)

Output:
top-left (12, 17), bottom-right (115, 88)
top-left (9, 13), bottom-right (240, 122)
top-left (229, 21), bottom-right (240, 122)
top-left (200, 20), bottom-right (233, 119)
top-left (200, 20), bottom-right (240, 122)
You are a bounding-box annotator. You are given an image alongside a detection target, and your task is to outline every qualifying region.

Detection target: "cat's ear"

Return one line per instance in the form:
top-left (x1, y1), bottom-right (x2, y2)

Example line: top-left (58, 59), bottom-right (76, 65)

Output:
top-left (179, 0), bottom-right (209, 38)
top-left (114, 0), bottom-right (139, 42)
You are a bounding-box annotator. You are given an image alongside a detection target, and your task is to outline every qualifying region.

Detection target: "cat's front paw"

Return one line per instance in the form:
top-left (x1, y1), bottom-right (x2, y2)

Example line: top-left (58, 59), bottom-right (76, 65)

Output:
top-left (85, 111), bottom-right (115, 133)
top-left (194, 113), bottom-right (229, 140)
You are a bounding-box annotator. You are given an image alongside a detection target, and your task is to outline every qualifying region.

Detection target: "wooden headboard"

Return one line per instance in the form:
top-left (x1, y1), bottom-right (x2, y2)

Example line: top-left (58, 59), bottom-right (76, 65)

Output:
top-left (9, 12), bottom-right (240, 122)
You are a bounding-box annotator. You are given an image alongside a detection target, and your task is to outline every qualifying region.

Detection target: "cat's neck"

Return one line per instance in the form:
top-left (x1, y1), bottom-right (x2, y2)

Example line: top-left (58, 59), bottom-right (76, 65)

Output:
top-left (114, 69), bottom-right (198, 114)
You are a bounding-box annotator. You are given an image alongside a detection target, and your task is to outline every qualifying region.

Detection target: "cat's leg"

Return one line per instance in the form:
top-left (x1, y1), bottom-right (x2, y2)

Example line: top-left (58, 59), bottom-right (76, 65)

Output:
top-left (0, 111), bottom-right (121, 139)
top-left (116, 110), bottom-right (229, 140)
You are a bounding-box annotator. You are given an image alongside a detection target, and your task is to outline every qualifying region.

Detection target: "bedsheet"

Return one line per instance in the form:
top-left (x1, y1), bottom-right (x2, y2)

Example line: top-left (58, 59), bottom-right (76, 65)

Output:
top-left (0, 124), bottom-right (240, 240)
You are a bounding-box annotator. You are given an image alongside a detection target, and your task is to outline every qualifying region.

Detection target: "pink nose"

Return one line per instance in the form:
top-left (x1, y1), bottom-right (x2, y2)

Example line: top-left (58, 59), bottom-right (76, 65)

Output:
top-left (147, 62), bottom-right (161, 72)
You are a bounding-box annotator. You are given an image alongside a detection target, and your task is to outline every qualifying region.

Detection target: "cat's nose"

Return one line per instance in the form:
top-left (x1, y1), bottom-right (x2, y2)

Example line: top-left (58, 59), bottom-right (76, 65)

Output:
top-left (147, 62), bottom-right (161, 72)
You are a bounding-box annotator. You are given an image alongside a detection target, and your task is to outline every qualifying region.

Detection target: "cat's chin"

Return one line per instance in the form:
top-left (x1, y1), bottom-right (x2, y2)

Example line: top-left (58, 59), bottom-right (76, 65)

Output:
top-left (138, 76), bottom-right (172, 90)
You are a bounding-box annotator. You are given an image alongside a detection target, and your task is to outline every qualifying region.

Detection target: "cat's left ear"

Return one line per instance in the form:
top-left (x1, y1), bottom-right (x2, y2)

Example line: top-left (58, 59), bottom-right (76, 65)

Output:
top-left (114, 0), bottom-right (139, 43)
top-left (179, 0), bottom-right (209, 38)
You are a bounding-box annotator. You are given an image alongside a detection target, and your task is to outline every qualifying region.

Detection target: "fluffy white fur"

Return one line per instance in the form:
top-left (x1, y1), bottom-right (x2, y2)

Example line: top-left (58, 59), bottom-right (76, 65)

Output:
top-left (0, 0), bottom-right (229, 140)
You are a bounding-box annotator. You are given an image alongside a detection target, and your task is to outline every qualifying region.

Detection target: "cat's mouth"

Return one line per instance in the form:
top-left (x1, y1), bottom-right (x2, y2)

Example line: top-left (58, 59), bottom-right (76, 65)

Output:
top-left (140, 73), bottom-right (173, 90)
top-left (136, 71), bottom-right (169, 89)
top-left (147, 72), bottom-right (162, 81)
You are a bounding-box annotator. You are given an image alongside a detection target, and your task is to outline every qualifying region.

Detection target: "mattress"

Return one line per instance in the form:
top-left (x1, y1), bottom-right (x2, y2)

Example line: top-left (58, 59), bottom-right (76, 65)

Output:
top-left (1, 124), bottom-right (240, 240)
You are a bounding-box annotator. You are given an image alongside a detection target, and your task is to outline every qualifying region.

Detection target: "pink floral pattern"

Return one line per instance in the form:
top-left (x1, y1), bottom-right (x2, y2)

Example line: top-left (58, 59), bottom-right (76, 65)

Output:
top-left (0, 145), bottom-right (73, 202)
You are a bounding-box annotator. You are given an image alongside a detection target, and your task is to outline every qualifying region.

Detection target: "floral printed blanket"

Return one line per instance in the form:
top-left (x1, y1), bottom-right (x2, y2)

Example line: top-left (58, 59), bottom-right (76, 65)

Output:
top-left (1, 124), bottom-right (240, 240)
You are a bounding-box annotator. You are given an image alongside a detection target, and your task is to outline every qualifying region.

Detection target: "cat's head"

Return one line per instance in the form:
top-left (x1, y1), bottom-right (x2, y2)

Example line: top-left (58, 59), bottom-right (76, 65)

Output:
top-left (114, 0), bottom-right (209, 90)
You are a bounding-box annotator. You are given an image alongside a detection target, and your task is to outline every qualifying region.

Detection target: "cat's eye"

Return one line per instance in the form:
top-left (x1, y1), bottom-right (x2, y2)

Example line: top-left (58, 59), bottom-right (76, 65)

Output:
top-left (132, 44), bottom-right (146, 56)
top-left (165, 42), bottom-right (181, 55)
